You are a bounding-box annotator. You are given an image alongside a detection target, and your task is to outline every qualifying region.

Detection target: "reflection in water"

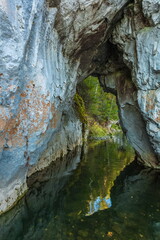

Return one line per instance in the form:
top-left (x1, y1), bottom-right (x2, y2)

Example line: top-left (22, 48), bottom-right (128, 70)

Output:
top-left (0, 148), bottom-right (82, 240)
top-left (86, 195), bottom-right (112, 216)
top-left (82, 135), bottom-right (134, 216)
top-left (0, 134), bottom-right (160, 240)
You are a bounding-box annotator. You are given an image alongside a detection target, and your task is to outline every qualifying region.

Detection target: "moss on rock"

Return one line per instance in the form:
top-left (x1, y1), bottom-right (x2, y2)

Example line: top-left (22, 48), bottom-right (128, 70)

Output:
top-left (74, 93), bottom-right (88, 124)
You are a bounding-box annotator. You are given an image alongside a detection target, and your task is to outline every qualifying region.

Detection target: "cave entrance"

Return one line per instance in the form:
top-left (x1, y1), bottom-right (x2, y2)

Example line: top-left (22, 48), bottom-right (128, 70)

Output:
top-left (75, 75), bottom-right (121, 139)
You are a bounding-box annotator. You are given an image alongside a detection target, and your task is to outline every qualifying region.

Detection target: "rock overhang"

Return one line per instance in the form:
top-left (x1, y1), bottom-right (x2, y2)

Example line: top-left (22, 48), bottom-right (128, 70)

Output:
top-left (0, 0), bottom-right (160, 214)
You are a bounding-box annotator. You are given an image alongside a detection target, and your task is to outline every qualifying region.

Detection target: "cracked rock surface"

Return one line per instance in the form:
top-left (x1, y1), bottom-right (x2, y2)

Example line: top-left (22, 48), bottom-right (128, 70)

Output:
top-left (0, 0), bottom-right (160, 214)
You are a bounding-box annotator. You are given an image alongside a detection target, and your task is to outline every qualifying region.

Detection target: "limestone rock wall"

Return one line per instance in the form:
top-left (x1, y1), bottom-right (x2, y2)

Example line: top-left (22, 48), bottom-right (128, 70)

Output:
top-left (97, 0), bottom-right (160, 167)
top-left (110, 0), bottom-right (160, 163)
top-left (0, 0), bottom-right (160, 214)
top-left (0, 0), bottom-right (83, 214)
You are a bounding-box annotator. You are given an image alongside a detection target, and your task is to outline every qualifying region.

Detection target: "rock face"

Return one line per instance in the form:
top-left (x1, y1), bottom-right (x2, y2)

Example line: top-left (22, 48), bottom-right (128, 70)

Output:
top-left (98, 0), bottom-right (160, 167)
top-left (0, 0), bottom-right (159, 213)
top-left (0, 146), bottom-right (82, 240)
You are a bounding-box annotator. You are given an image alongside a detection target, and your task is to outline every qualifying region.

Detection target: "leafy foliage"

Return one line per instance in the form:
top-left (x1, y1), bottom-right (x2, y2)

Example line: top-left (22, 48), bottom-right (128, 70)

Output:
top-left (78, 76), bottom-right (119, 123)
top-left (75, 76), bottom-right (120, 137)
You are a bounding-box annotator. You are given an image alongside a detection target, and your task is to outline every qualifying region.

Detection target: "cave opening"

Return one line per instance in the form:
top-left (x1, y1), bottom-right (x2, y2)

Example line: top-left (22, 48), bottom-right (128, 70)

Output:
top-left (74, 38), bottom-right (159, 168)
top-left (75, 75), bottom-right (122, 139)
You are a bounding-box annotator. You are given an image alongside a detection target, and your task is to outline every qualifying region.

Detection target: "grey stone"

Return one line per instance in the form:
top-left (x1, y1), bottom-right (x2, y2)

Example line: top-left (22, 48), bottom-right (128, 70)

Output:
top-left (0, 0), bottom-right (160, 214)
top-left (142, 0), bottom-right (160, 26)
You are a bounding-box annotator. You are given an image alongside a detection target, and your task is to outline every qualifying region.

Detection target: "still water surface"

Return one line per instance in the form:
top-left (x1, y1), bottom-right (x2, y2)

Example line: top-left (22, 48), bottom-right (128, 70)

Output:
top-left (0, 135), bottom-right (160, 240)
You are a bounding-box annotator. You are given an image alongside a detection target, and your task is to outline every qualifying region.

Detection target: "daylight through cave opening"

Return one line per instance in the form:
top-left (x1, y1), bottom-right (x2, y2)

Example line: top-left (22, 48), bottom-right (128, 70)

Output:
top-left (75, 75), bottom-right (121, 139)
top-left (74, 36), bottom-right (159, 168)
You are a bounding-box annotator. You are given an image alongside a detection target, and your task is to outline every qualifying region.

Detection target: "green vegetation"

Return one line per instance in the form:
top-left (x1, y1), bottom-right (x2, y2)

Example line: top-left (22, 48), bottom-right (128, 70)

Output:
top-left (43, 138), bottom-right (135, 240)
top-left (74, 93), bottom-right (88, 124)
top-left (88, 121), bottom-right (108, 137)
top-left (74, 76), bottom-right (120, 138)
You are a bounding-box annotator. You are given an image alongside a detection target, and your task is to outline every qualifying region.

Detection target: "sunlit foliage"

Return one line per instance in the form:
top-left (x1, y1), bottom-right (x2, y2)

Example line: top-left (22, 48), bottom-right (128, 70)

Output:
top-left (75, 76), bottom-right (120, 137)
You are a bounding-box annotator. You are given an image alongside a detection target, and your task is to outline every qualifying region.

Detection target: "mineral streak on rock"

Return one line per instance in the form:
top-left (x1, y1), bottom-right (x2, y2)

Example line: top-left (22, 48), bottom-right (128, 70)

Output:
top-left (0, 0), bottom-right (160, 214)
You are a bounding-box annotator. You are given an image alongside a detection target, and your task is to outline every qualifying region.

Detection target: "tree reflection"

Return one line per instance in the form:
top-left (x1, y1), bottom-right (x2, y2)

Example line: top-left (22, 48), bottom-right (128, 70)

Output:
top-left (3, 135), bottom-right (159, 240)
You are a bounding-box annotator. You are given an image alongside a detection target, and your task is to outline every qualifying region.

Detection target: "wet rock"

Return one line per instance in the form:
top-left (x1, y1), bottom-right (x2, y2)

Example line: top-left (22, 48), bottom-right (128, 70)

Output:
top-left (99, 1), bottom-right (160, 166)
top-left (0, 0), bottom-right (160, 214)
top-left (0, 146), bottom-right (82, 240)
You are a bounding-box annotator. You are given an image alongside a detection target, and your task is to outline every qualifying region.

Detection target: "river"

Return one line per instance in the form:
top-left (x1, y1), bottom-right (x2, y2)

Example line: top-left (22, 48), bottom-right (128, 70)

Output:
top-left (0, 134), bottom-right (160, 240)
